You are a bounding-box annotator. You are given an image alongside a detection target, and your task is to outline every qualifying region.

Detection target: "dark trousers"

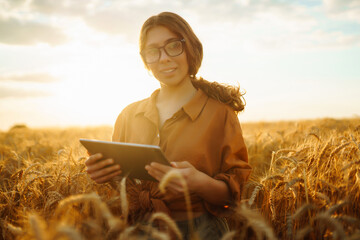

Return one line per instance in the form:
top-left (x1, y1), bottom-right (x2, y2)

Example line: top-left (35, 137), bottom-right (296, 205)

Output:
top-left (175, 212), bottom-right (229, 240)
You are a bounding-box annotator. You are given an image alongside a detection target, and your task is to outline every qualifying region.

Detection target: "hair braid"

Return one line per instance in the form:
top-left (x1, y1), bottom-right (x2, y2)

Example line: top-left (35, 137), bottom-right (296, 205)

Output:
top-left (191, 77), bottom-right (246, 114)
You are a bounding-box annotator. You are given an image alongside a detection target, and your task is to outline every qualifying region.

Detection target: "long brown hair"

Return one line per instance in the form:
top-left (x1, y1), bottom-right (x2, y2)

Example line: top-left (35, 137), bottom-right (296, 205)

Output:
top-left (139, 12), bottom-right (245, 113)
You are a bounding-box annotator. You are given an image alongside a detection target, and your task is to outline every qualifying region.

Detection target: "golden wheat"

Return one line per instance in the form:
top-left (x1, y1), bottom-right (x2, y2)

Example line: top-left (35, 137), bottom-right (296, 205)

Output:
top-left (1, 118), bottom-right (360, 239)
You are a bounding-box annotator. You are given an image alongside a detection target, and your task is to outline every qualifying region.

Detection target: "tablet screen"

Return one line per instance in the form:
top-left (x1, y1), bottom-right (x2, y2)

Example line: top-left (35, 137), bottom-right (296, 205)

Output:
top-left (80, 139), bottom-right (170, 181)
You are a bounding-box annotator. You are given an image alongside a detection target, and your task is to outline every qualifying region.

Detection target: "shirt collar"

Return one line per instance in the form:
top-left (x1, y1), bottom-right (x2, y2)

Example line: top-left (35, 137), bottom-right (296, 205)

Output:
top-left (182, 88), bottom-right (208, 121)
top-left (135, 88), bottom-right (208, 122)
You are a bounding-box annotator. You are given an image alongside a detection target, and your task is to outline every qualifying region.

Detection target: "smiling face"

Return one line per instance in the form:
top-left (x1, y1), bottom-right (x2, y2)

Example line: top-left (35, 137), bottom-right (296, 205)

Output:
top-left (144, 26), bottom-right (190, 87)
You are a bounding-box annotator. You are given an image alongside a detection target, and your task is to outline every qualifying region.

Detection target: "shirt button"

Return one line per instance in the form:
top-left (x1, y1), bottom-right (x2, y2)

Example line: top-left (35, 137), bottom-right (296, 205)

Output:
top-left (157, 133), bottom-right (160, 138)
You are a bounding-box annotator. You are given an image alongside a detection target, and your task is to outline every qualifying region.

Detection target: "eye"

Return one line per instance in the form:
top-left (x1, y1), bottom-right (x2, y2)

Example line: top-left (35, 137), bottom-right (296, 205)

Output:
top-left (167, 41), bottom-right (181, 50)
top-left (144, 48), bottom-right (159, 56)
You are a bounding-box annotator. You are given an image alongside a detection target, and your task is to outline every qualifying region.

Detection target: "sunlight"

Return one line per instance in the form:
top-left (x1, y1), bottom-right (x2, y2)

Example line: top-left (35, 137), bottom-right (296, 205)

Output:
top-left (44, 40), bottom-right (158, 127)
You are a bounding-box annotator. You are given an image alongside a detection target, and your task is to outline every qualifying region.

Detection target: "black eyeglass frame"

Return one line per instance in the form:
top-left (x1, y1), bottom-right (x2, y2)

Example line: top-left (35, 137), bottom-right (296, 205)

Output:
top-left (140, 39), bottom-right (186, 64)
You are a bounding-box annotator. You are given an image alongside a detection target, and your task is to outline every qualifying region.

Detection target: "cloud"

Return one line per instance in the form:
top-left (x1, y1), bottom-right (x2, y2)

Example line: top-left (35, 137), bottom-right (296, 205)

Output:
top-left (82, 3), bottom-right (169, 42)
top-left (1, 0), bottom-right (359, 51)
top-left (0, 86), bottom-right (50, 98)
top-left (28, 0), bottom-right (90, 16)
top-left (0, 73), bottom-right (58, 83)
top-left (2, 0), bottom-right (90, 16)
top-left (0, 16), bottom-right (68, 46)
top-left (323, 0), bottom-right (360, 23)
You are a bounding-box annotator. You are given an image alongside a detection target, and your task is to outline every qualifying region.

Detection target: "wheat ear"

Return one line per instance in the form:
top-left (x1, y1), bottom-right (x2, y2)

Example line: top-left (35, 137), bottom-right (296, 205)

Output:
top-left (54, 192), bottom-right (118, 229)
top-left (118, 225), bottom-right (137, 240)
top-left (220, 230), bottom-right (236, 240)
top-left (325, 201), bottom-right (349, 215)
top-left (307, 132), bottom-right (321, 142)
top-left (329, 142), bottom-right (351, 159)
top-left (295, 225), bottom-right (312, 240)
top-left (54, 224), bottom-right (83, 240)
top-left (120, 177), bottom-right (128, 224)
top-left (248, 185), bottom-right (262, 207)
top-left (6, 222), bottom-right (24, 236)
top-left (23, 163), bottom-right (41, 178)
top-left (28, 213), bottom-right (46, 240)
top-left (238, 203), bottom-right (277, 240)
top-left (149, 212), bottom-right (182, 240)
top-left (158, 169), bottom-right (194, 237)
top-left (314, 212), bottom-right (346, 239)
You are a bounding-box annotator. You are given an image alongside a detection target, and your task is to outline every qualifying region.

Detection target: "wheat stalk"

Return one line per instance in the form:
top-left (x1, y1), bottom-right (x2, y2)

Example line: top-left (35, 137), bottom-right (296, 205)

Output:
top-left (269, 181), bottom-right (286, 221)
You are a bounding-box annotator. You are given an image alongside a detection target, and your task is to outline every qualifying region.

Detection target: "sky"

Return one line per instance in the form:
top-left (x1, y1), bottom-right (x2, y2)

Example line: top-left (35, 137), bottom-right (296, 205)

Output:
top-left (0, 0), bottom-right (359, 131)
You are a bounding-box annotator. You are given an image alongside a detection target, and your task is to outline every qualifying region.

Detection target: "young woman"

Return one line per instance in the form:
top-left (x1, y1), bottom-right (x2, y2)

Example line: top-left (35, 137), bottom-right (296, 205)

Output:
top-left (85, 12), bottom-right (252, 239)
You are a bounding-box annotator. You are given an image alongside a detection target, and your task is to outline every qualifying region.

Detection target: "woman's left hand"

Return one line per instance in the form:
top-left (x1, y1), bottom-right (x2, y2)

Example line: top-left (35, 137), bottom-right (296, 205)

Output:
top-left (145, 161), bottom-right (208, 195)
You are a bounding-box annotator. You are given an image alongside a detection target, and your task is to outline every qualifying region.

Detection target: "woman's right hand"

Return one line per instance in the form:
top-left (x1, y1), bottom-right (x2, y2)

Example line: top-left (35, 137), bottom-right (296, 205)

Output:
top-left (85, 153), bottom-right (122, 184)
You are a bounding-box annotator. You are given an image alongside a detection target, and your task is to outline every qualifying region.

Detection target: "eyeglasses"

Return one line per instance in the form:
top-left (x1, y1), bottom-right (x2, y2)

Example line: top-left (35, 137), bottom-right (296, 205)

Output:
top-left (141, 39), bottom-right (185, 64)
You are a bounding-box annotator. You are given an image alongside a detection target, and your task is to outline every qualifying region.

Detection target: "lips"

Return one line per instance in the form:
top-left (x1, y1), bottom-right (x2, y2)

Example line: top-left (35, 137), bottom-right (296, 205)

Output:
top-left (160, 67), bottom-right (177, 73)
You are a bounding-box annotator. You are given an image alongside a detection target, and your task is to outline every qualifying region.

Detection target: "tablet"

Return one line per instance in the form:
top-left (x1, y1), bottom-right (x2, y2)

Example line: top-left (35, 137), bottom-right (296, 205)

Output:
top-left (79, 139), bottom-right (170, 181)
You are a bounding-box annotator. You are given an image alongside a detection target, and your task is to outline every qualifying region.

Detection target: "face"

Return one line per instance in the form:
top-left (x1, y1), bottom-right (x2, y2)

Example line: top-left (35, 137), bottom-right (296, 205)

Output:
top-left (144, 26), bottom-right (190, 87)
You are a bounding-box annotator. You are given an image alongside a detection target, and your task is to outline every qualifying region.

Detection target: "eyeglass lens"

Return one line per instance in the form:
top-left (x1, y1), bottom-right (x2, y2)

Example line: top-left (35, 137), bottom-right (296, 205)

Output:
top-left (143, 40), bottom-right (184, 63)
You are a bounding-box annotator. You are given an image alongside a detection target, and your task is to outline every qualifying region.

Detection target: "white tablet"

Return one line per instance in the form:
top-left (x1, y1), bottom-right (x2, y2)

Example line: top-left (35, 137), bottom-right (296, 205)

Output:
top-left (79, 139), bottom-right (170, 181)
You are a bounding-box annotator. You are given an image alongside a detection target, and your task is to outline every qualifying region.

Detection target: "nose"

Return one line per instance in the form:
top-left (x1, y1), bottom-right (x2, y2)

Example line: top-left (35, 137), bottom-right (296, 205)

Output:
top-left (158, 48), bottom-right (171, 63)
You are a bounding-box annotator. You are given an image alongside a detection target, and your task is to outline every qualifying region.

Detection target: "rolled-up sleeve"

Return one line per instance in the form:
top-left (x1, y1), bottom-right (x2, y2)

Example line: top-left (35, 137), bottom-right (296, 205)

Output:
top-left (204, 109), bottom-right (252, 217)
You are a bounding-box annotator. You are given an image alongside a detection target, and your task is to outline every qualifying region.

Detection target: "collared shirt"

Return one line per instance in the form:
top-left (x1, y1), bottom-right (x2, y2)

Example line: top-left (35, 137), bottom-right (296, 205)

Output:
top-left (112, 88), bottom-right (251, 218)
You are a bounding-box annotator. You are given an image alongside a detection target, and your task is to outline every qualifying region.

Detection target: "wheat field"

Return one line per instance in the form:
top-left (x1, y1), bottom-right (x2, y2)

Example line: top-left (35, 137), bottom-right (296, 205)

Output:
top-left (1, 118), bottom-right (360, 240)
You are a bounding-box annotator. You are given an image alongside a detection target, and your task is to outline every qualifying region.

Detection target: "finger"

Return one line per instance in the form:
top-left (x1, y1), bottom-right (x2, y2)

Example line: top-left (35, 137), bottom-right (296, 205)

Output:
top-left (94, 170), bottom-right (123, 184)
top-left (146, 164), bottom-right (168, 177)
top-left (150, 162), bottom-right (172, 172)
top-left (85, 153), bottom-right (103, 166)
top-left (171, 161), bottom-right (192, 168)
top-left (146, 166), bottom-right (165, 181)
top-left (86, 158), bottom-right (114, 173)
top-left (89, 164), bottom-right (121, 179)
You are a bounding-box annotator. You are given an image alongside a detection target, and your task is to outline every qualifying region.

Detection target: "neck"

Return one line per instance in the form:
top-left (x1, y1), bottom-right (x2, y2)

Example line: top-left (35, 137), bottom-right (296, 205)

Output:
top-left (158, 76), bottom-right (196, 103)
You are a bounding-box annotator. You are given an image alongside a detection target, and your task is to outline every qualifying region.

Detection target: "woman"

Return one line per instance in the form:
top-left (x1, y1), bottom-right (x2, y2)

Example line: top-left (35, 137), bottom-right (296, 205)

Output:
top-left (85, 12), bottom-right (252, 239)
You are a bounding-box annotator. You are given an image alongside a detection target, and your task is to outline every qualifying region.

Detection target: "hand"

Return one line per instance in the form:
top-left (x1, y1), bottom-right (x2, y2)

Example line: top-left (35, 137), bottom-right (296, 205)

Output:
top-left (85, 153), bottom-right (122, 184)
top-left (145, 161), bottom-right (207, 195)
